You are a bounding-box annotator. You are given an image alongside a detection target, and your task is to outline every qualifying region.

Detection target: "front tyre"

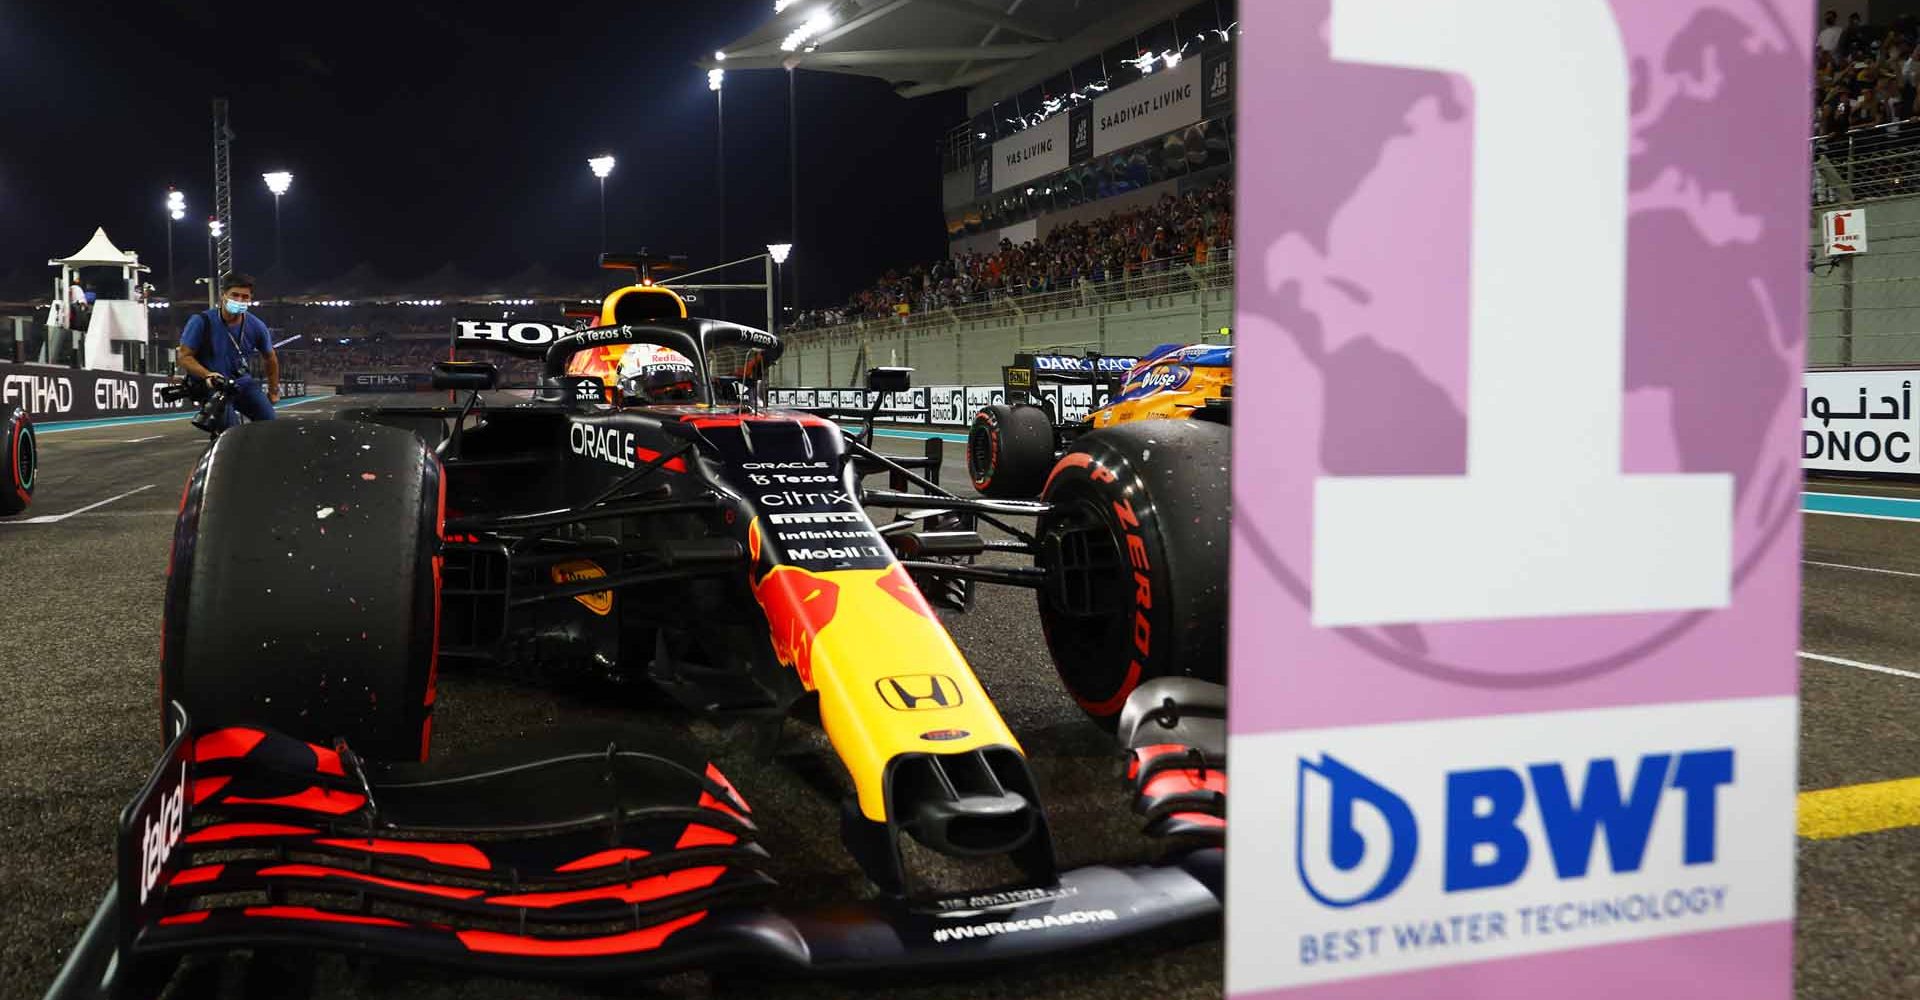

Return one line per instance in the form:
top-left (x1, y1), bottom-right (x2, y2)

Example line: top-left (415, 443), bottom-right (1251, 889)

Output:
top-left (1036, 420), bottom-right (1229, 727)
top-left (161, 420), bottom-right (443, 760)
top-left (0, 404), bottom-right (34, 516)
top-left (968, 403), bottom-right (1056, 498)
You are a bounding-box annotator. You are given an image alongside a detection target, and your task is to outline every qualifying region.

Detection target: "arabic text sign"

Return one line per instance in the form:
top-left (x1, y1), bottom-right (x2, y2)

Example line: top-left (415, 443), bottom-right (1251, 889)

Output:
top-left (1227, 0), bottom-right (1806, 997)
top-left (1823, 208), bottom-right (1866, 257)
top-left (1804, 369), bottom-right (1919, 473)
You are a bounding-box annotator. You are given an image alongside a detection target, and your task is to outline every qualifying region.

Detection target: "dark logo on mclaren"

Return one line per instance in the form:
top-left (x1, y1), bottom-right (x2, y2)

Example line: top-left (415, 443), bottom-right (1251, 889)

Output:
top-left (877, 674), bottom-right (961, 711)
top-left (920, 728), bottom-right (971, 742)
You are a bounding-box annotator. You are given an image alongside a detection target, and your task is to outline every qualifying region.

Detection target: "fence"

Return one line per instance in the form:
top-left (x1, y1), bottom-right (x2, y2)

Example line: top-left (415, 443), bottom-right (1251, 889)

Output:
top-left (1809, 197), bottom-right (1920, 364)
top-left (1813, 123), bottom-right (1920, 207)
top-left (785, 251), bottom-right (1234, 337)
top-left (773, 254), bottom-right (1235, 387)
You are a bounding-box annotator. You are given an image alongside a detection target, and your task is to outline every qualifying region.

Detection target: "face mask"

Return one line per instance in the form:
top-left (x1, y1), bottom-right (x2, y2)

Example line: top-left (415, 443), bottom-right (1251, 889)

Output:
top-left (224, 299), bottom-right (250, 315)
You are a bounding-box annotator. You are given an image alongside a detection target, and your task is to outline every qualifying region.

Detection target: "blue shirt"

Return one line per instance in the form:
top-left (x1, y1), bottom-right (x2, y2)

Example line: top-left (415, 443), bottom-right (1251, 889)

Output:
top-left (180, 308), bottom-right (273, 379)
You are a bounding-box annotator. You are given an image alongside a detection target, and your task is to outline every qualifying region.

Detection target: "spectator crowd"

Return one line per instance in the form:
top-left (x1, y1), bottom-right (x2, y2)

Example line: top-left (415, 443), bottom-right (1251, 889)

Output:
top-left (273, 320), bottom-right (541, 384)
top-left (1815, 9), bottom-right (1920, 136)
top-left (789, 177), bottom-right (1233, 331)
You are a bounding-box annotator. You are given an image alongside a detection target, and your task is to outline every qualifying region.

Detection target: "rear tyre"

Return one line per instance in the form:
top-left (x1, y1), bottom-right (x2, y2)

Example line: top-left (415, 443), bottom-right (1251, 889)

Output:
top-left (1035, 419), bottom-right (1229, 728)
top-left (0, 404), bottom-right (34, 516)
top-left (968, 403), bottom-right (1056, 498)
top-left (161, 419), bottom-right (443, 761)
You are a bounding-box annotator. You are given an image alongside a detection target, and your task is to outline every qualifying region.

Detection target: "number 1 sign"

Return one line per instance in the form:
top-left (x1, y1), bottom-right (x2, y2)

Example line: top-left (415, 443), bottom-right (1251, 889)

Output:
top-left (1227, 1), bottom-right (1808, 997)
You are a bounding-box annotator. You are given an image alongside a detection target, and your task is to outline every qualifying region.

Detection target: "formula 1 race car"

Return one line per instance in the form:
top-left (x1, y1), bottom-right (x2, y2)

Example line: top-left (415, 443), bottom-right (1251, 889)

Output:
top-left (968, 343), bottom-right (1232, 498)
top-left (47, 301), bottom-right (1230, 994)
top-left (2, 402), bottom-right (36, 516)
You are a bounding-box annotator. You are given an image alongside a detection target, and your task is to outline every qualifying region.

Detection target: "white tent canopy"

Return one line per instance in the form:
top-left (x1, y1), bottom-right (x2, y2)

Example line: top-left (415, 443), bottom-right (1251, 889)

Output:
top-left (44, 226), bottom-right (152, 372)
top-left (48, 226), bottom-right (147, 270)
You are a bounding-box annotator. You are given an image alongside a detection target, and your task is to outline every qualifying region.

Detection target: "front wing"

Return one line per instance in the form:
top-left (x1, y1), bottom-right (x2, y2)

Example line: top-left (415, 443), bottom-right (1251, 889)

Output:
top-left (45, 706), bottom-right (1223, 997)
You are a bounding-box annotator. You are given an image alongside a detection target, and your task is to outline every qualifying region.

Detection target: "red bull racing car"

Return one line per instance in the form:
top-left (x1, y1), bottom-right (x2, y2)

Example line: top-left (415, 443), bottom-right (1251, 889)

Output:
top-left (47, 295), bottom-right (1230, 995)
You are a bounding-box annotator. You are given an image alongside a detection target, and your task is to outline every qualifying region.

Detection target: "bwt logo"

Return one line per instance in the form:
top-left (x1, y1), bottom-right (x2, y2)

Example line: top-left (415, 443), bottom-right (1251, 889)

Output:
top-left (1296, 749), bottom-right (1735, 908)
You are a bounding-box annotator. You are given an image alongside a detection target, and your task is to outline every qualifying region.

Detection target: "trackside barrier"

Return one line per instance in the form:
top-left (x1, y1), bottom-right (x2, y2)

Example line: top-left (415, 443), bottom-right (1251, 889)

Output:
top-left (0, 361), bottom-right (195, 423)
top-left (768, 383), bottom-right (1120, 427)
top-left (1804, 367), bottom-right (1920, 475)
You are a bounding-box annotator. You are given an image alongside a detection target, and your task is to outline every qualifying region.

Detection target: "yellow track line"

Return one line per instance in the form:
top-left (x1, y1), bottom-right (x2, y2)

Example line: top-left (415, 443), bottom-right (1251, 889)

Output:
top-left (1799, 777), bottom-right (1920, 840)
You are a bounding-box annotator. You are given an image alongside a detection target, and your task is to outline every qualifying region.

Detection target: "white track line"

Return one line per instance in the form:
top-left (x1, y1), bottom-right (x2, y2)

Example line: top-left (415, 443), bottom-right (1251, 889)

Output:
top-left (1800, 650), bottom-right (1920, 682)
top-left (12, 484), bottom-right (156, 524)
top-left (122, 435), bottom-right (162, 443)
top-left (1804, 559), bottom-right (1920, 580)
top-left (1803, 510), bottom-right (1920, 524)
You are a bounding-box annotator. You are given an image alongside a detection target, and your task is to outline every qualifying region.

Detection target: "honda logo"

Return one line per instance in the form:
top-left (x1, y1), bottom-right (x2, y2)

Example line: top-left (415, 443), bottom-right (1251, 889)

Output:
top-left (877, 674), bottom-right (962, 711)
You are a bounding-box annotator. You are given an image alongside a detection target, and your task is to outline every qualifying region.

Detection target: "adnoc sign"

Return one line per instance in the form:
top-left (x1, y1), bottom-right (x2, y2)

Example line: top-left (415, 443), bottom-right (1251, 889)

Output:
top-left (1227, 1), bottom-right (1806, 997)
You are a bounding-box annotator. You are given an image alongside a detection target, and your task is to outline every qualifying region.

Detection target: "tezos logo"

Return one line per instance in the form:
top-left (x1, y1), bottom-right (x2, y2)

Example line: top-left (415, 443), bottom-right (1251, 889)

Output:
top-left (1296, 749), bottom-right (1736, 909)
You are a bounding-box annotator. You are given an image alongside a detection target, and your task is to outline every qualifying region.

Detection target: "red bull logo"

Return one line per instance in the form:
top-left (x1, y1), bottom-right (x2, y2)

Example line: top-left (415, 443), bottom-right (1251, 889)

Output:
top-left (750, 566), bottom-right (841, 688)
top-left (877, 564), bottom-right (937, 620)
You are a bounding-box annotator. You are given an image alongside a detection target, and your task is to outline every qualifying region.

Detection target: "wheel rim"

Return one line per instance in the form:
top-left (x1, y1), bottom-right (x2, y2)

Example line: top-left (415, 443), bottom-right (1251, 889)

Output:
top-left (968, 422), bottom-right (996, 485)
top-left (1042, 497), bottom-right (1134, 703)
top-left (15, 425), bottom-right (32, 492)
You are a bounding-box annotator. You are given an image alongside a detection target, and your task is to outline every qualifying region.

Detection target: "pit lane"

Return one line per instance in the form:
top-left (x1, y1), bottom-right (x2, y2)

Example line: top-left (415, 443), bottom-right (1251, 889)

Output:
top-left (6, 396), bottom-right (1920, 999)
top-left (0, 394), bottom-right (1218, 1000)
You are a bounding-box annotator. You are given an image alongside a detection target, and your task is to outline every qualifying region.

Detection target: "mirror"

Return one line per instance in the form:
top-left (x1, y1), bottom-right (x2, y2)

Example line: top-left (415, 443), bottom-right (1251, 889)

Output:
top-left (866, 366), bottom-right (913, 393)
top-left (431, 360), bottom-right (499, 391)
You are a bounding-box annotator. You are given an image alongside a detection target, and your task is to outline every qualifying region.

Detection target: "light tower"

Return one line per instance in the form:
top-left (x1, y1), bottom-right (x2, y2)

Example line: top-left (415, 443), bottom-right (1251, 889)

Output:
top-left (165, 189), bottom-right (186, 302)
top-left (263, 171), bottom-right (292, 272)
top-left (588, 155), bottom-right (615, 256)
top-left (211, 99), bottom-right (235, 283)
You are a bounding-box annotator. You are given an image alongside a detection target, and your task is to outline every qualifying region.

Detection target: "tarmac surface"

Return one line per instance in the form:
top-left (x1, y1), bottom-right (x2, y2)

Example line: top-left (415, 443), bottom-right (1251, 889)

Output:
top-left (3, 393), bottom-right (1919, 999)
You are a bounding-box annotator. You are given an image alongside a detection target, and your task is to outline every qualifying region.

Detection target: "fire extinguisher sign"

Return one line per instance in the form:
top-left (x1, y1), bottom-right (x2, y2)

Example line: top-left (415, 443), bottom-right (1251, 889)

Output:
top-left (1825, 208), bottom-right (1867, 257)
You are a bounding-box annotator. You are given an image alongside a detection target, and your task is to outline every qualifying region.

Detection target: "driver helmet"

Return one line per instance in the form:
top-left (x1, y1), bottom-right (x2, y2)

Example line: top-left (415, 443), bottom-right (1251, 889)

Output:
top-left (616, 343), bottom-right (699, 404)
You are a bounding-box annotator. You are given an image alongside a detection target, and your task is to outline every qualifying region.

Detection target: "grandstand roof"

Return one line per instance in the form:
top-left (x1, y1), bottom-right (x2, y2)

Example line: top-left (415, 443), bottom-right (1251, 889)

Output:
top-left (707, 0), bottom-right (1189, 100)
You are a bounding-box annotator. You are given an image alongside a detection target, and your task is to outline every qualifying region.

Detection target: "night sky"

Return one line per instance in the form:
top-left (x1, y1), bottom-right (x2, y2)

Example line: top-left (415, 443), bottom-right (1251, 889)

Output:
top-left (0, 1), bottom-right (963, 308)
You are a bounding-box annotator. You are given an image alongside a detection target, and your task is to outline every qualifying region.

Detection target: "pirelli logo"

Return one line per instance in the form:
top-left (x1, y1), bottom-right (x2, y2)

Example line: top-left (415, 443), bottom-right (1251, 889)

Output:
top-left (877, 674), bottom-right (962, 711)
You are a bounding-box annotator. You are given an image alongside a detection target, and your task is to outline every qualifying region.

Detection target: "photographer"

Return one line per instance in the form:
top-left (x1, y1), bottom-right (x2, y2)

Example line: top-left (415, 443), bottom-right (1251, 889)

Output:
top-left (175, 273), bottom-right (279, 428)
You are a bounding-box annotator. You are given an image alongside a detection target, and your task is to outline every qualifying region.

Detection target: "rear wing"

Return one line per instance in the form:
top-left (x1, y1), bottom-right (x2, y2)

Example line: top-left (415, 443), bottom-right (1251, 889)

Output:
top-left (448, 318), bottom-right (582, 360)
top-left (1000, 353), bottom-right (1140, 399)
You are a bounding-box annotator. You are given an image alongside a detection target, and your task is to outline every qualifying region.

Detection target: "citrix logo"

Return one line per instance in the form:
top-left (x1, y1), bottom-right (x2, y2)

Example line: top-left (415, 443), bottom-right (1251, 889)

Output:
top-left (1296, 749), bottom-right (1737, 907)
top-left (1296, 755), bottom-right (1419, 908)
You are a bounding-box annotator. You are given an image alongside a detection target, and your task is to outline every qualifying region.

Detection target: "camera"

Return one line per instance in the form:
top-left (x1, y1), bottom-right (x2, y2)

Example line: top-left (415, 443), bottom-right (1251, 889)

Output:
top-left (163, 376), bottom-right (232, 435)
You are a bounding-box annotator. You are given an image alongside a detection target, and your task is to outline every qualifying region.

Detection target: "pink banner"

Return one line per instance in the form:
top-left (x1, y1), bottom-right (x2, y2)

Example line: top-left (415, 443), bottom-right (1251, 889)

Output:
top-left (1226, 1), bottom-right (1809, 996)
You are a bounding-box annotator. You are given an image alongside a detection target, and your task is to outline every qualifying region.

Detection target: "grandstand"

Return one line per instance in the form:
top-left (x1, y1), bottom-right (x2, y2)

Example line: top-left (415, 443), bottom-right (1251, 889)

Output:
top-left (710, 0), bottom-right (1238, 385)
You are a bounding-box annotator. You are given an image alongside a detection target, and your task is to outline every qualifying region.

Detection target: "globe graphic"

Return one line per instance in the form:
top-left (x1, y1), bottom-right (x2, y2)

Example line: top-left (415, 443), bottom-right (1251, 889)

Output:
top-left (1235, 0), bottom-right (1805, 688)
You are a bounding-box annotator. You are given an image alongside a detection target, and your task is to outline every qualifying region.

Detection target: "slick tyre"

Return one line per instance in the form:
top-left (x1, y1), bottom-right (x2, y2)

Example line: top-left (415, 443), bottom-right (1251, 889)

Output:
top-left (1036, 419), bottom-right (1229, 728)
top-left (161, 419), bottom-right (443, 761)
top-left (968, 403), bottom-right (1056, 498)
top-left (0, 404), bottom-right (34, 516)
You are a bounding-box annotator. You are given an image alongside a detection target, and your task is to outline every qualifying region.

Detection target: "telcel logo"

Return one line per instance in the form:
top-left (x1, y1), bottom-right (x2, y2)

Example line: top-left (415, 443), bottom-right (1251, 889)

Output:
top-left (1297, 749), bottom-right (1735, 908)
top-left (140, 760), bottom-right (188, 904)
